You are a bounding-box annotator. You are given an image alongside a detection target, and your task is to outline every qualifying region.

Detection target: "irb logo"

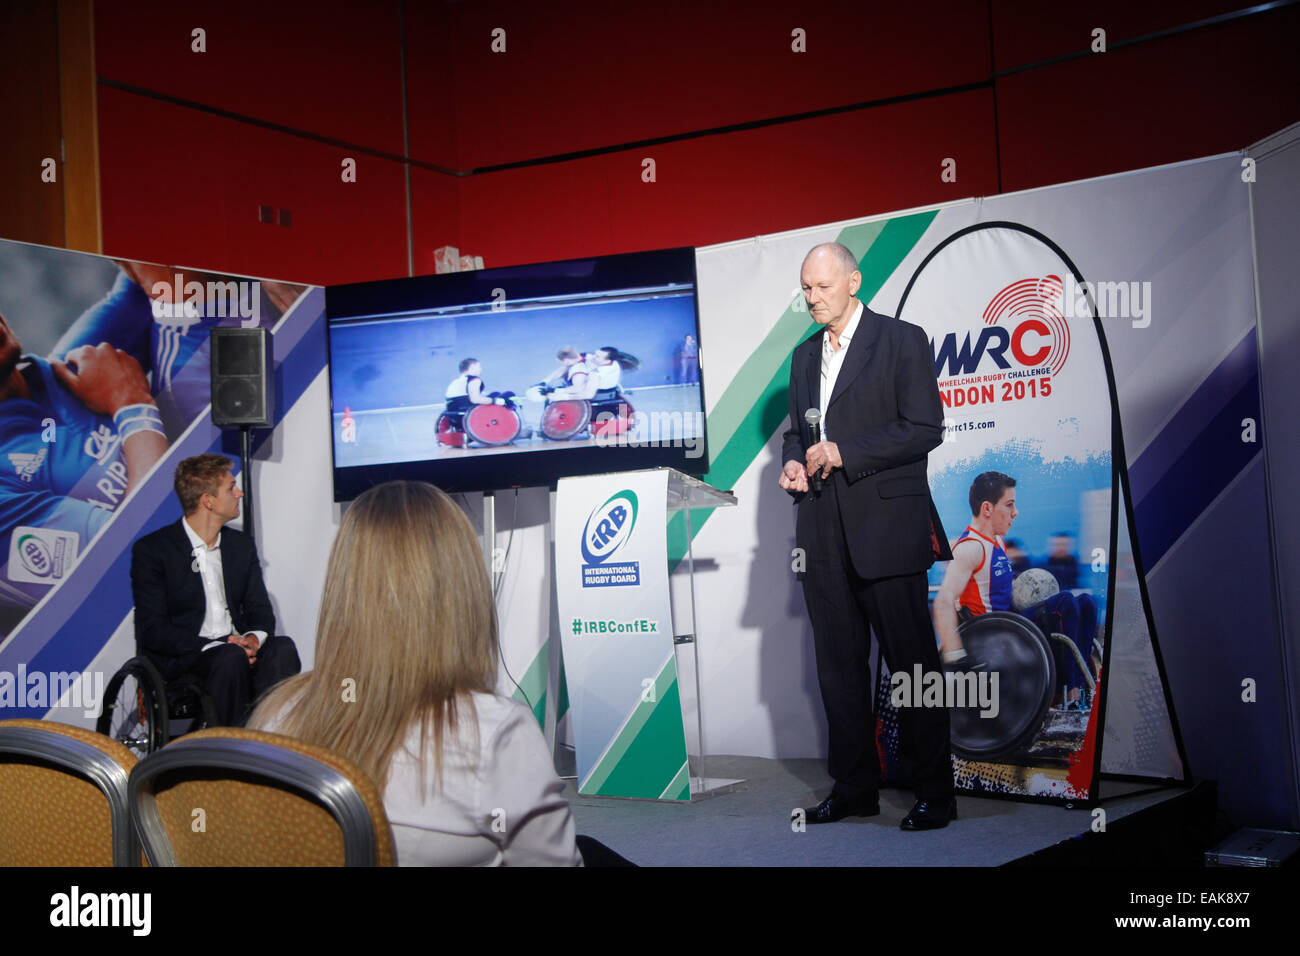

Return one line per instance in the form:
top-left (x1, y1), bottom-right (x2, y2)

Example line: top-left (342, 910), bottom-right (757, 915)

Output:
top-left (8, 526), bottom-right (80, 585)
top-left (591, 507), bottom-right (628, 548)
top-left (580, 491), bottom-right (639, 565)
top-left (19, 536), bottom-right (52, 576)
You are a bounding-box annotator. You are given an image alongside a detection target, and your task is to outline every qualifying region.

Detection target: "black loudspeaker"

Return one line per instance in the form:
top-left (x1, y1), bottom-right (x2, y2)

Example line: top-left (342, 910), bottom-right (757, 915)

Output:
top-left (210, 327), bottom-right (273, 426)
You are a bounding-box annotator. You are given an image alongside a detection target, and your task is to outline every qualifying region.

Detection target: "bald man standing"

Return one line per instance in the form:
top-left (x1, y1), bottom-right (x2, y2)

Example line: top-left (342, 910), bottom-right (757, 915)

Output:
top-left (780, 242), bottom-right (956, 830)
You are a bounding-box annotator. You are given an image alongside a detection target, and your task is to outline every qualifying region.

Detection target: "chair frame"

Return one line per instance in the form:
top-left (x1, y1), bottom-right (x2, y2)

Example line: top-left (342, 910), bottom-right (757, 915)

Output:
top-left (0, 721), bottom-right (141, 867)
top-left (128, 734), bottom-right (385, 866)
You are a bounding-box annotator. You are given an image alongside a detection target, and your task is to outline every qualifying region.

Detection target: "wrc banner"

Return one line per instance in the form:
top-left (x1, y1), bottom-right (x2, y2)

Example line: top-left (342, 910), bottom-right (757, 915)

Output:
top-left (681, 160), bottom-right (1255, 805)
top-left (890, 224), bottom-right (1116, 801)
top-left (554, 469), bottom-right (690, 800)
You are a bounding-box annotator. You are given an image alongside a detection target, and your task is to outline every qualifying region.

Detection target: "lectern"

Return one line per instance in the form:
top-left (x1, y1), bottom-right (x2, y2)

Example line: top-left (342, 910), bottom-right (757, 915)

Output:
top-left (550, 468), bottom-right (736, 800)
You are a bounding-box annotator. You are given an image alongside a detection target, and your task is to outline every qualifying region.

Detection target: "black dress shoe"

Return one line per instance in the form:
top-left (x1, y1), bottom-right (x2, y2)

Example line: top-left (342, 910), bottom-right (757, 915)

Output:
top-left (900, 798), bottom-right (957, 830)
top-left (797, 792), bottom-right (881, 825)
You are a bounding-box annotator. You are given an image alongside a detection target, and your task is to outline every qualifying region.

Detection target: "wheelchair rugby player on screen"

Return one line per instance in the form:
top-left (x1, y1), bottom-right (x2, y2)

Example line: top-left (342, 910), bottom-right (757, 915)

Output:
top-left (435, 357), bottom-right (527, 448)
top-left (525, 345), bottom-right (639, 442)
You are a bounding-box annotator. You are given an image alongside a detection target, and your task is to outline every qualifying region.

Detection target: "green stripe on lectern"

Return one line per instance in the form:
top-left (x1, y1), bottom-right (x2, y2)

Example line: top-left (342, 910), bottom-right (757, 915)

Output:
top-left (668, 210), bottom-right (940, 567)
top-left (589, 680), bottom-right (688, 800)
top-left (659, 760), bottom-right (690, 801)
top-left (580, 656), bottom-right (687, 799)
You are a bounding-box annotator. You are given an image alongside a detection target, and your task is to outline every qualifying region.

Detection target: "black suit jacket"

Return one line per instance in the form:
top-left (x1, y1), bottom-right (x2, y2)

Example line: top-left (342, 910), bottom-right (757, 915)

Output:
top-left (131, 520), bottom-right (276, 665)
top-left (782, 305), bottom-right (953, 579)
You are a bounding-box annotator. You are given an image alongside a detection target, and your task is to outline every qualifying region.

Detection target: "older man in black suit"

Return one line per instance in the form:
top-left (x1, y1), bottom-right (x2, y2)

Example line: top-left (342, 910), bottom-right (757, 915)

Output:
top-left (131, 453), bottom-right (299, 726)
top-left (781, 242), bottom-right (955, 830)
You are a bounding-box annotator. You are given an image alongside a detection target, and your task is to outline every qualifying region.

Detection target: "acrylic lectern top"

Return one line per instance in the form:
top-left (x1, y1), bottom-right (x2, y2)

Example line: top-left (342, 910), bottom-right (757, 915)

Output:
top-left (662, 468), bottom-right (737, 512)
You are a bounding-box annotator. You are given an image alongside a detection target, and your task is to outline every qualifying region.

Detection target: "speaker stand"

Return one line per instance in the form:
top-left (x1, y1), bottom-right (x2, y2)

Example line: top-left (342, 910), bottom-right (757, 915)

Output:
top-left (240, 424), bottom-right (255, 546)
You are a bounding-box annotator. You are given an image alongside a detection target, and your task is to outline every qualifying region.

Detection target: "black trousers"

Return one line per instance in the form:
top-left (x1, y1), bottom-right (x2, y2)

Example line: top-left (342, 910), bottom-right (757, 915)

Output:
top-left (800, 481), bottom-right (953, 803)
top-left (173, 635), bottom-right (301, 727)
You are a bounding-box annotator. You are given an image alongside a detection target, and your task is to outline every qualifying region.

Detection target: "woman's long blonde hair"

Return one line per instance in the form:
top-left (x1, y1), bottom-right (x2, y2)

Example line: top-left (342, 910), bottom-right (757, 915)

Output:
top-left (250, 480), bottom-right (498, 789)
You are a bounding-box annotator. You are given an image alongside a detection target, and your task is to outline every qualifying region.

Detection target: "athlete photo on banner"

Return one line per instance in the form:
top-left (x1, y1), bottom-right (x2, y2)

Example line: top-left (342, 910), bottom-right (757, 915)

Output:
top-left (876, 223), bottom-right (1114, 802)
top-left (0, 239), bottom-right (306, 637)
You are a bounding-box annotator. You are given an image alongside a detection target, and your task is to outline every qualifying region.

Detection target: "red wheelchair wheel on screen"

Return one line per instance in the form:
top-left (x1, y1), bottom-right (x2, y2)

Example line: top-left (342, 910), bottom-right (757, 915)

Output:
top-left (540, 400), bottom-right (591, 440)
top-left (464, 403), bottom-right (522, 445)
top-left (435, 412), bottom-right (466, 448)
top-left (590, 397), bottom-right (636, 438)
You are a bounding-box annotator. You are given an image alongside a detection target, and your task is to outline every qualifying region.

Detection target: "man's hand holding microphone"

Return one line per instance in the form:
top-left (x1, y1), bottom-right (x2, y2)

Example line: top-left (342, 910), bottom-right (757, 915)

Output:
top-left (779, 408), bottom-right (842, 493)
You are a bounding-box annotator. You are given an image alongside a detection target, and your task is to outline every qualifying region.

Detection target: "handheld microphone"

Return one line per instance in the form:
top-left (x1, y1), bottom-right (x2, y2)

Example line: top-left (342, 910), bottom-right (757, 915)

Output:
top-left (804, 408), bottom-right (824, 493)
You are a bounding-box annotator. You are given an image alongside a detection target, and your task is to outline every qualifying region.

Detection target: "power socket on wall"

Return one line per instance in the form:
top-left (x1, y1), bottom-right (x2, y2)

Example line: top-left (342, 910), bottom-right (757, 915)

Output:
top-left (258, 205), bottom-right (292, 226)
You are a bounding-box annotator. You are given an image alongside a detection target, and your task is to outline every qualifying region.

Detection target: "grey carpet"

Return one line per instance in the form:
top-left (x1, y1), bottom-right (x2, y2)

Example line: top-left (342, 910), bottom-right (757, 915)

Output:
top-left (566, 755), bottom-right (1180, 866)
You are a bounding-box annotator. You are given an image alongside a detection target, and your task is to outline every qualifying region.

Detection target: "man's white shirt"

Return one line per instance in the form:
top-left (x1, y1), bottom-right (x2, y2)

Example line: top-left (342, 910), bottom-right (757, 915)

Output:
top-left (819, 300), bottom-right (864, 440)
top-left (181, 517), bottom-right (266, 651)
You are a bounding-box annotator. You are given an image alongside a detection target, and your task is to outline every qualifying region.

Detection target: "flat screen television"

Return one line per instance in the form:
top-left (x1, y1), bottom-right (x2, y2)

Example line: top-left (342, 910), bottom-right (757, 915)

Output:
top-left (325, 247), bottom-right (707, 499)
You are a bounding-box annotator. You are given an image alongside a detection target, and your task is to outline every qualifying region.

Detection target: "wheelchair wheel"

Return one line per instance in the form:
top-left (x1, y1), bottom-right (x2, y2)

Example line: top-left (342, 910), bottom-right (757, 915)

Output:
top-left (540, 400), bottom-right (591, 440)
top-left (436, 412), bottom-right (465, 448)
top-left (465, 403), bottom-right (522, 445)
top-left (96, 657), bottom-right (168, 758)
top-left (950, 611), bottom-right (1056, 760)
top-left (591, 398), bottom-right (635, 438)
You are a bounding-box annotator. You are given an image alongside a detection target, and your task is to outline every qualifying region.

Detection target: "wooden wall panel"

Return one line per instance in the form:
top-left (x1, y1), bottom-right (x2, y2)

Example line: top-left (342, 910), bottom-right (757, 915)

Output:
top-left (997, 4), bottom-right (1300, 192)
top-left (95, 0), bottom-right (407, 156)
top-left (0, 1), bottom-right (65, 248)
top-left (59, 0), bottom-right (102, 253)
top-left (418, 0), bottom-right (990, 171)
top-left (98, 87), bottom-right (408, 285)
top-left (991, 0), bottom-right (1265, 71)
top-left (451, 89), bottom-right (997, 270)
top-left (81, 1), bottom-right (1298, 282)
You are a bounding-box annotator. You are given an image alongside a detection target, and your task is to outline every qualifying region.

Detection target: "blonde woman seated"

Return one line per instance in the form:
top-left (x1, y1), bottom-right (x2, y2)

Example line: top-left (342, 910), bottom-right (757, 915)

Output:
top-left (251, 480), bottom-right (581, 866)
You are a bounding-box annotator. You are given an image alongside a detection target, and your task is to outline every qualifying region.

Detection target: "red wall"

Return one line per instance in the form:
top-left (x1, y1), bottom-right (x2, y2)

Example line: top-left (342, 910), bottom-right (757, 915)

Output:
top-left (92, 0), bottom-right (1300, 283)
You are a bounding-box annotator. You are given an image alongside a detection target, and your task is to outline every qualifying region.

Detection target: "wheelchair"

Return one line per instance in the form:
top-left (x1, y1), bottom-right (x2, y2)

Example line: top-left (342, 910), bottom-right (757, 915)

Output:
top-left (436, 396), bottom-right (525, 447)
top-left (537, 388), bottom-right (636, 441)
top-left (96, 653), bottom-right (218, 759)
top-left (947, 609), bottom-right (1097, 761)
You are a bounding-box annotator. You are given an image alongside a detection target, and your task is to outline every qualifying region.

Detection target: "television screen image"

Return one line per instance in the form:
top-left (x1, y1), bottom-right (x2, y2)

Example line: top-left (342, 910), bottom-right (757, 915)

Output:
top-left (326, 247), bottom-right (707, 498)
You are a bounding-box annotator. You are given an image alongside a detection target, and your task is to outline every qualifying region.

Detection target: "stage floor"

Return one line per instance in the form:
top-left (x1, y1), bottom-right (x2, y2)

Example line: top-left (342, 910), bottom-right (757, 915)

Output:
top-left (565, 754), bottom-right (1185, 866)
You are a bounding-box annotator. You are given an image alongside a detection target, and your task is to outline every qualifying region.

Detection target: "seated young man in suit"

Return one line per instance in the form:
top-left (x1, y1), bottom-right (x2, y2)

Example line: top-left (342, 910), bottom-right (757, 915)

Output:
top-left (131, 453), bottom-right (300, 726)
